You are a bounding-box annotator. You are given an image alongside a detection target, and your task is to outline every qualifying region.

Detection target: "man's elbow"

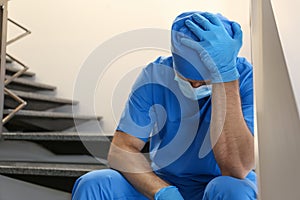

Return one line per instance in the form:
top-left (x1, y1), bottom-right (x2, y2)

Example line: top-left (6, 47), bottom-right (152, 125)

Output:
top-left (107, 143), bottom-right (125, 169)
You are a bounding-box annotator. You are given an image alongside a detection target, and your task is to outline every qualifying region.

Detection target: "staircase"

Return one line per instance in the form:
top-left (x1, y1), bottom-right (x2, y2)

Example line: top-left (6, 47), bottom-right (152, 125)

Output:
top-left (0, 61), bottom-right (112, 193)
top-left (0, 3), bottom-right (113, 197)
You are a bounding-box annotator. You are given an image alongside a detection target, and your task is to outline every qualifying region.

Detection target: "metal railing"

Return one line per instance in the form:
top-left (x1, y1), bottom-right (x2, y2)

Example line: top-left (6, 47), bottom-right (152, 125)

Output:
top-left (0, 1), bottom-right (32, 135)
top-left (6, 18), bottom-right (31, 46)
top-left (0, 0), bottom-right (8, 137)
top-left (2, 53), bottom-right (29, 125)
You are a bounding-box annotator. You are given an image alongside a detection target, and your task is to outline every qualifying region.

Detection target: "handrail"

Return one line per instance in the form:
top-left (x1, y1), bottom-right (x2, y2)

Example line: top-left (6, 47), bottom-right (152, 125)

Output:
top-left (0, 0), bottom-right (8, 137)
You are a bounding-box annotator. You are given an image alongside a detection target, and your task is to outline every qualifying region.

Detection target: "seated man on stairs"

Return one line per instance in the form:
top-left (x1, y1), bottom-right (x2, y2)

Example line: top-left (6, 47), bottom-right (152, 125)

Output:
top-left (71, 11), bottom-right (257, 200)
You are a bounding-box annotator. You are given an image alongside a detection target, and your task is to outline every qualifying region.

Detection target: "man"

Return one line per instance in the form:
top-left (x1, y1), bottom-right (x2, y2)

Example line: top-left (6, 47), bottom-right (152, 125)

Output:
top-left (72, 11), bottom-right (257, 200)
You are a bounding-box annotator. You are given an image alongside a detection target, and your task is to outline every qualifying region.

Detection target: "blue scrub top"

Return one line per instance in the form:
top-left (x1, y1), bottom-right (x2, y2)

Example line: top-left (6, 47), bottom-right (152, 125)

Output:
top-left (117, 56), bottom-right (255, 184)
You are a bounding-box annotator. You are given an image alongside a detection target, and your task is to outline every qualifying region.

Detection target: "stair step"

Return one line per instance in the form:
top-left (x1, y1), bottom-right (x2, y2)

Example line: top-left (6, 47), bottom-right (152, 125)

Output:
top-left (5, 75), bottom-right (56, 92)
top-left (2, 132), bottom-right (113, 141)
top-left (4, 89), bottom-right (77, 111)
top-left (0, 141), bottom-right (108, 177)
top-left (0, 162), bottom-right (106, 177)
top-left (6, 65), bottom-right (35, 77)
top-left (3, 110), bottom-right (102, 132)
top-left (2, 132), bottom-right (113, 159)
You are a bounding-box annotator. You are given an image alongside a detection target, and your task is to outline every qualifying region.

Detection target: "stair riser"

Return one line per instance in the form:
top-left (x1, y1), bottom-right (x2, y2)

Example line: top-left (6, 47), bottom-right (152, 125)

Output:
top-left (36, 140), bottom-right (111, 159)
top-left (3, 174), bottom-right (79, 193)
top-left (4, 118), bottom-right (99, 132)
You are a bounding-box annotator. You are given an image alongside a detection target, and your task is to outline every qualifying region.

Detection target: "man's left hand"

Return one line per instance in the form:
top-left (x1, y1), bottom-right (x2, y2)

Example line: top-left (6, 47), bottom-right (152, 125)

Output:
top-left (181, 12), bottom-right (242, 83)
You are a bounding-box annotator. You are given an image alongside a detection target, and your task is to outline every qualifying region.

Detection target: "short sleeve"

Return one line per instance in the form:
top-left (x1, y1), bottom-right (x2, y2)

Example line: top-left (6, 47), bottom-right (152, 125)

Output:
top-left (116, 67), bottom-right (155, 142)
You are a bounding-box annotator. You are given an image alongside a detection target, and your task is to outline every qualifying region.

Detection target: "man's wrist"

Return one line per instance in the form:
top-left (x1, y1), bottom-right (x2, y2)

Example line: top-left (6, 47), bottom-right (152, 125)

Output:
top-left (211, 66), bottom-right (240, 83)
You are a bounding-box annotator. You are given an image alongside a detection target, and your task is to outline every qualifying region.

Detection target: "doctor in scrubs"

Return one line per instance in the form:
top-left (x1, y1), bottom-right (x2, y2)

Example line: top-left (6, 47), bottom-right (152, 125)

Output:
top-left (72, 11), bottom-right (257, 200)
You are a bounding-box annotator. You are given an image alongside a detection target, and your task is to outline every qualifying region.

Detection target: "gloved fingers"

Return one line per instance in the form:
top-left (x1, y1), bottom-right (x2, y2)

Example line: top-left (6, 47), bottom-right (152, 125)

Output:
top-left (231, 22), bottom-right (243, 41)
top-left (181, 38), bottom-right (214, 68)
top-left (185, 20), bottom-right (205, 41)
top-left (177, 26), bottom-right (190, 39)
top-left (180, 38), bottom-right (204, 53)
top-left (181, 38), bottom-right (213, 62)
top-left (191, 13), bottom-right (213, 31)
top-left (200, 12), bottom-right (223, 26)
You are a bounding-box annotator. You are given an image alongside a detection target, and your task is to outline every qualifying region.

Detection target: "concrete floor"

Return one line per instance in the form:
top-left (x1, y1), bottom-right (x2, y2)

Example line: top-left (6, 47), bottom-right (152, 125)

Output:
top-left (0, 175), bottom-right (71, 200)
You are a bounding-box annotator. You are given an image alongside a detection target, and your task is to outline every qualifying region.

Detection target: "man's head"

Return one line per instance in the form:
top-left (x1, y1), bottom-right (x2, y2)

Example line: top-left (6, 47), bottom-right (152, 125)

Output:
top-left (171, 11), bottom-right (234, 81)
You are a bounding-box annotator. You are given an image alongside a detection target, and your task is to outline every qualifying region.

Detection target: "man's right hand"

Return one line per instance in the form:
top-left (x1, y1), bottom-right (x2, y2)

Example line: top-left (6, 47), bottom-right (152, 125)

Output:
top-left (154, 186), bottom-right (184, 200)
top-left (108, 131), bottom-right (172, 199)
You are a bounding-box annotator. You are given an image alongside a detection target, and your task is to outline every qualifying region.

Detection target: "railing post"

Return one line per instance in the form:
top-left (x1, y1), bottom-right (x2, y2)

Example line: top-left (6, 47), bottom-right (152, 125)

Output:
top-left (0, 0), bottom-right (8, 138)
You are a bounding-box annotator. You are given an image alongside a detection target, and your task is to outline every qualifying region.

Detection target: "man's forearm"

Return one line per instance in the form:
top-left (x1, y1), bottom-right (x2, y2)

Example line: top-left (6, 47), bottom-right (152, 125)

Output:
top-left (108, 132), bottom-right (170, 199)
top-left (210, 80), bottom-right (254, 179)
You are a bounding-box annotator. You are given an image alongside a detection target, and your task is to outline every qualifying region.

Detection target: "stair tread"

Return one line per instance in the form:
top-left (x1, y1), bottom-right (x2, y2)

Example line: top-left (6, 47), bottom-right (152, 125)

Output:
top-left (0, 141), bottom-right (108, 176)
top-left (5, 75), bottom-right (56, 91)
top-left (6, 65), bottom-right (35, 77)
top-left (2, 132), bottom-right (113, 141)
top-left (6, 89), bottom-right (77, 105)
top-left (0, 161), bottom-right (106, 177)
top-left (3, 109), bottom-right (102, 120)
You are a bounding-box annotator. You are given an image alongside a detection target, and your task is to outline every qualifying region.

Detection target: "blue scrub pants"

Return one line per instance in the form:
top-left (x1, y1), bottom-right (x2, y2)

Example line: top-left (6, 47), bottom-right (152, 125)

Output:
top-left (72, 169), bottom-right (257, 200)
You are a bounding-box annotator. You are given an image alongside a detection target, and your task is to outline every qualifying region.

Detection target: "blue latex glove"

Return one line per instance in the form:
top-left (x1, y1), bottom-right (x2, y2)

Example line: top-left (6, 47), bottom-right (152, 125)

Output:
top-left (181, 12), bottom-right (242, 83)
top-left (154, 186), bottom-right (184, 200)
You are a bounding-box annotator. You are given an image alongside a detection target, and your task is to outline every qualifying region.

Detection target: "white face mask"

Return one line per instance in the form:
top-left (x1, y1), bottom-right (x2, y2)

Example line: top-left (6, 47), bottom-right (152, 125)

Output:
top-left (174, 74), bottom-right (212, 100)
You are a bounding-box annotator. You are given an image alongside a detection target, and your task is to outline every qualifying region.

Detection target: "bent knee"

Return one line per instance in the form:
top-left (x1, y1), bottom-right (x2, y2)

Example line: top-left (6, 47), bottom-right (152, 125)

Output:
top-left (203, 176), bottom-right (257, 200)
top-left (73, 169), bottom-right (119, 191)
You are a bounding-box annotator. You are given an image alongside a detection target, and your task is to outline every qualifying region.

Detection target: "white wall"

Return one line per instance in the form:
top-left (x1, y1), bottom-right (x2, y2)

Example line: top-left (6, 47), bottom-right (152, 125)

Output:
top-left (251, 0), bottom-right (300, 199)
top-left (7, 0), bottom-right (251, 132)
top-left (270, 0), bottom-right (300, 117)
